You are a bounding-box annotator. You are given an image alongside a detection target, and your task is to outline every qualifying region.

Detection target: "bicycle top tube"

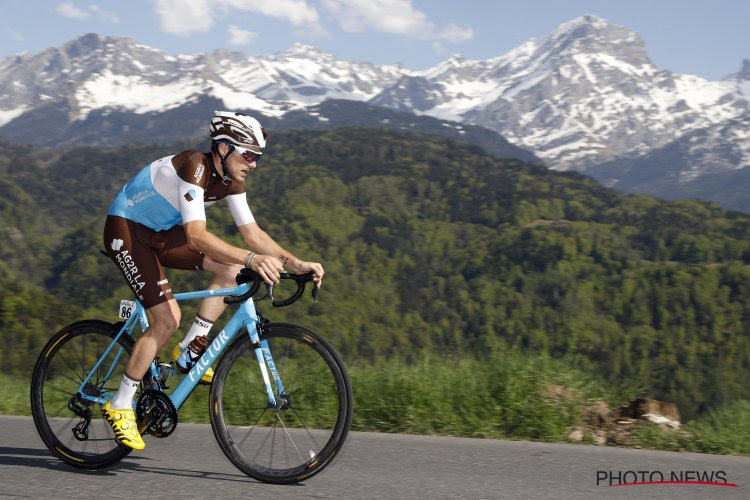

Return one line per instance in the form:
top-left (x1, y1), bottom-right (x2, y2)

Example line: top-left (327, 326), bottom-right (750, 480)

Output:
top-left (172, 282), bottom-right (250, 302)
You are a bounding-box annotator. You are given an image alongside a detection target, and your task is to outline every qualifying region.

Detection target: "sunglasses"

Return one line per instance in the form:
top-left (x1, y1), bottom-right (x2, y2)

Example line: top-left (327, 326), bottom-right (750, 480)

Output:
top-left (235, 146), bottom-right (262, 163)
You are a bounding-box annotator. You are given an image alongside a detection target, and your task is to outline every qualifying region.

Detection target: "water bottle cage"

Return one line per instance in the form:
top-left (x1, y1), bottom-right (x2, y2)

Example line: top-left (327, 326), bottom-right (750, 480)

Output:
top-left (176, 336), bottom-right (208, 373)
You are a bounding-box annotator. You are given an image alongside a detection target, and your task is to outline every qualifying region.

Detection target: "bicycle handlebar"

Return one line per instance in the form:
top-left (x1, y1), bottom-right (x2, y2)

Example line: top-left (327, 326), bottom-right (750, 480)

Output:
top-left (223, 268), bottom-right (318, 307)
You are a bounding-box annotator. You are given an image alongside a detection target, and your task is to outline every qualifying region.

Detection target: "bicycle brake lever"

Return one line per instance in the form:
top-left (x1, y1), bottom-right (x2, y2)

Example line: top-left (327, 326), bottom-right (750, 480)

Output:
top-left (312, 284), bottom-right (319, 303)
top-left (267, 283), bottom-right (274, 302)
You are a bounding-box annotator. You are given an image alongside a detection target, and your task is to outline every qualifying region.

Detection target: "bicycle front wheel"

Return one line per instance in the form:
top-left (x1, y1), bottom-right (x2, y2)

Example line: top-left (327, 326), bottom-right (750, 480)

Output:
top-left (210, 322), bottom-right (352, 484)
top-left (30, 320), bottom-right (135, 469)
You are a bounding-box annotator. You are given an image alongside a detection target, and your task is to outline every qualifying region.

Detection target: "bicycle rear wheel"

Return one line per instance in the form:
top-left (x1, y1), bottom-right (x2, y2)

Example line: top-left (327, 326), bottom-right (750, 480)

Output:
top-left (31, 320), bottom-right (135, 469)
top-left (210, 322), bottom-right (352, 484)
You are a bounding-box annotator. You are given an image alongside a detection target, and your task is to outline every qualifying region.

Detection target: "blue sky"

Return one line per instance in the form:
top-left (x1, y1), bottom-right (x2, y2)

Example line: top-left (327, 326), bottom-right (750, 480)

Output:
top-left (1, 1), bottom-right (747, 80)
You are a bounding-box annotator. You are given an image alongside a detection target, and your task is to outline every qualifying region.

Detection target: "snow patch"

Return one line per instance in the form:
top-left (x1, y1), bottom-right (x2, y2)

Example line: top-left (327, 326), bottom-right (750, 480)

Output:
top-left (74, 70), bottom-right (203, 119)
top-left (0, 106), bottom-right (27, 126)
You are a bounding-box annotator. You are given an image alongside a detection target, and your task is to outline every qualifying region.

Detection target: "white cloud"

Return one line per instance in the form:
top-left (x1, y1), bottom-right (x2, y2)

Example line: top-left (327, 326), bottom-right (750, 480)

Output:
top-left (320, 0), bottom-right (473, 44)
top-left (55, 3), bottom-right (119, 22)
top-left (89, 5), bottom-right (120, 23)
top-left (56, 2), bottom-right (90, 19)
top-left (438, 23), bottom-right (474, 43)
top-left (154, 0), bottom-right (321, 36)
top-left (321, 0), bottom-right (429, 35)
top-left (155, 0), bottom-right (210, 35)
top-left (8, 30), bottom-right (25, 41)
top-left (225, 0), bottom-right (319, 25)
top-left (228, 25), bottom-right (257, 45)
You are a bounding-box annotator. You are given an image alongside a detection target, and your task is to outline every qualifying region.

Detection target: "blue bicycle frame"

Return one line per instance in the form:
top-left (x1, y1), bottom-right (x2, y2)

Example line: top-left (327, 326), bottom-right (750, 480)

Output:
top-left (76, 282), bottom-right (285, 410)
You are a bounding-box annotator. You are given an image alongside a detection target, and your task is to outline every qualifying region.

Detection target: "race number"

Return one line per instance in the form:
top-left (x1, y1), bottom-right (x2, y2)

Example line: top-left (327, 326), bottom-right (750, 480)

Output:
top-left (118, 300), bottom-right (136, 319)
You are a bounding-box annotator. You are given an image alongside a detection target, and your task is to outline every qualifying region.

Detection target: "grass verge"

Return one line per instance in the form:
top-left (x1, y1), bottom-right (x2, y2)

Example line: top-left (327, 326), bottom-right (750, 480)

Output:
top-left (4, 348), bottom-right (749, 456)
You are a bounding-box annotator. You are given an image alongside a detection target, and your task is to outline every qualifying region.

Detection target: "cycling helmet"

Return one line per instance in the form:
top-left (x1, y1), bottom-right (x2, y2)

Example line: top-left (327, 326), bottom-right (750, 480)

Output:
top-left (209, 111), bottom-right (267, 149)
top-left (210, 111), bottom-right (267, 182)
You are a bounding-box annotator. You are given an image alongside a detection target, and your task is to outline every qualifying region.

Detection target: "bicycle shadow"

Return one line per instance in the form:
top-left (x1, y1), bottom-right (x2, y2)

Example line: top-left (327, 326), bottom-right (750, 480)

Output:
top-left (0, 446), bottom-right (302, 486)
top-left (0, 446), bottom-right (122, 475)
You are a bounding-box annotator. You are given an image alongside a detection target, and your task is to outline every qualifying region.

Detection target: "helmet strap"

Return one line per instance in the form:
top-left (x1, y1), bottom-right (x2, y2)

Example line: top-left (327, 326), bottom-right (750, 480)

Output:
top-left (213, 141), bottom-right (236, 184)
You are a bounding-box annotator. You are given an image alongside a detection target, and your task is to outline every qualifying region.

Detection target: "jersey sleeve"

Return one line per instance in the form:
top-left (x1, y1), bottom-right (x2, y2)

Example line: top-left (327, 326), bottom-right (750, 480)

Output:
top-left (173, 150), bottom-right (210, 224)
top-left (178, 178), bottom-right (207, 224)
top-left (226, 193), bottom-right (256, 226)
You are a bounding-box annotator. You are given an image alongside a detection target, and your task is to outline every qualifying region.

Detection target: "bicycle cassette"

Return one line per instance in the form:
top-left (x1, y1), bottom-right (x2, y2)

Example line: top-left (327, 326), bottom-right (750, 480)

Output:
top-left (136, 389), bottom-right (178, 438)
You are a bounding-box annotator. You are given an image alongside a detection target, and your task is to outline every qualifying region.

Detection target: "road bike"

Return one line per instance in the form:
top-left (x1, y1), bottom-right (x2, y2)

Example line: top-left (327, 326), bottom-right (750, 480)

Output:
top-left (30, 269), bottom-right (353, 484)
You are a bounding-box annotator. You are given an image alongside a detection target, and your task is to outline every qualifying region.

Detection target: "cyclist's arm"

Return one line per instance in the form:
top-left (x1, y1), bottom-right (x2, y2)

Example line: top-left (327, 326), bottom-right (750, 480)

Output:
top-left (239, 222), bottom-right (324, 286)
top-left (238, 222), bottom-right (301, 269)
top-left (183, 220), bottom-right (248, 265)
top-left (177, 177), bottom-right (267, 273)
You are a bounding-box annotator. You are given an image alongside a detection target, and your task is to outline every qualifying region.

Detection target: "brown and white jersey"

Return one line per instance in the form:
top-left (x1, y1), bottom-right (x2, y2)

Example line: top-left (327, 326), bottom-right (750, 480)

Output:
top-left (108, 150), bottom-right (255, 231)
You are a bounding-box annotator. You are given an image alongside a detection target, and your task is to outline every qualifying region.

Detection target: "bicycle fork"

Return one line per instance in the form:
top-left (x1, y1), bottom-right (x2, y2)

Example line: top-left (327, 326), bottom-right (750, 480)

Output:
top-left (243, 304), bottom-right (286, 409)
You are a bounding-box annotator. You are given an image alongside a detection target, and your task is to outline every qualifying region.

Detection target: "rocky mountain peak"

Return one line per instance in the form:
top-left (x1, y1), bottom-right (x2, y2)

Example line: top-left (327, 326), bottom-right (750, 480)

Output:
top-left (543, 14), bottom-right (651, 67)
top-left (0, 17), bottom-right (747, 179)
top-left (61, 33), bottom-right (141, 58)
top-left (273, 42), bottom-right (332, 61)
top-left (63, 32), bottom-right (106, 55)
top-left (732, 59), bottom-right (750, 80)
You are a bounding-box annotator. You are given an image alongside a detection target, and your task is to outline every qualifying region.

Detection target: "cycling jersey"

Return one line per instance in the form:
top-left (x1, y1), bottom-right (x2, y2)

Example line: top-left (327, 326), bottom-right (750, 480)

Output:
top-left (108, 150), bottom-right (255, 231)
top-left (104, 150), bottom-right (255, 308)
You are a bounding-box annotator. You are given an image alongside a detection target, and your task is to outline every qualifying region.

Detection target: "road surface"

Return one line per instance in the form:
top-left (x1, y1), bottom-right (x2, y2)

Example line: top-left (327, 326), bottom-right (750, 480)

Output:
top-left (1, 415), bottom-right (748, 499)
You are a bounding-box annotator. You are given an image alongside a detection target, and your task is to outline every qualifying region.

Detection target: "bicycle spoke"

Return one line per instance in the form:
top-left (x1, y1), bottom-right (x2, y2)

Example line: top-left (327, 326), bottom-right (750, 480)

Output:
top-left (82, 334), bottom-right (87, 384)
top-left (249, 419), bottom-right (276, 463)
top-left (268, 420), bottom-right (276, 469)
top-left (46, 383), bottom-right (76, 398)
top-left (276, 412), bottom-right (305, 461)
top-left (235, 407), bottom-right (269, 449)
top-left (57, 355), bottom-right (86, 385)
top-left (33, 323), bottom-right (133, 468)
top-left (52, 417), bottom-right (76, 438)
top-left (212, 325), bottom-right (351, 483)
top-left (288, 407), bottom-right (324, 452)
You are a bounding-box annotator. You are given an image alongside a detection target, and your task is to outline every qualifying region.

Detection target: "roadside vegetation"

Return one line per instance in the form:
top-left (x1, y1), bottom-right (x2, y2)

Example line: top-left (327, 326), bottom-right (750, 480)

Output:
top-left (2, 129), bottom-right (750, 454)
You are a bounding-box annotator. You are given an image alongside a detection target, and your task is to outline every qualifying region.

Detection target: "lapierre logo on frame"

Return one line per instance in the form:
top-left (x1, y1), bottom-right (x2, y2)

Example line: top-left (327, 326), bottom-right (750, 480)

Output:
top-left (596, 469), bottom-right (738, 488)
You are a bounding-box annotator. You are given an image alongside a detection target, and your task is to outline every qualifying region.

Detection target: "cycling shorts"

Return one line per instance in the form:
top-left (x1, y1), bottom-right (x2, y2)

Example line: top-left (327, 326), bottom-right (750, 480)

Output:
top-left (103, 215), bottom-right (204, 309)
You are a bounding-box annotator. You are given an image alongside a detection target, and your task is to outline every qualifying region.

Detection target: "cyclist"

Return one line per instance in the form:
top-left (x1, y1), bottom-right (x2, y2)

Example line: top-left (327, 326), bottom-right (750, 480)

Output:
top-left (101, 111), bottom-right (324, 450)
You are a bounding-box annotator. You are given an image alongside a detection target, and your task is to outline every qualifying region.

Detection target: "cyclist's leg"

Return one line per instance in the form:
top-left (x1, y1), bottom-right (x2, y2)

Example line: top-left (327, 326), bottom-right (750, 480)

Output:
top-left (124, 300), bottom-right (181, 381)
top-left (171, 258), bottom-right (241, 377)
top-left (196, 256), bottom-right (244, 321)
top-left (149, 227), bottom-right (226, 381)
top-left (104, 216), bottom-right (185, 385)
top-left (103, 216), bottom-right (184, 449)
top-left (100, 300), bottom-right (179, 450)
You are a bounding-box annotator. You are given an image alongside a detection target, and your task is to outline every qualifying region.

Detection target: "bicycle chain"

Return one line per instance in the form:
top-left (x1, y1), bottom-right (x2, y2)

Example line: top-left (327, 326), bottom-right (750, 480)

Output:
top-left (136, 389), bottom-right (178, 438)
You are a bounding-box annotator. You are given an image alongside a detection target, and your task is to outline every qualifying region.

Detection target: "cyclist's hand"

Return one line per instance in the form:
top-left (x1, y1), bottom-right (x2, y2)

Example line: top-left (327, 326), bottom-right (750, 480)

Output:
top-left (250, 255), bottom-right (284, 284)
top-left (295, 261), bottom-right (324, 288)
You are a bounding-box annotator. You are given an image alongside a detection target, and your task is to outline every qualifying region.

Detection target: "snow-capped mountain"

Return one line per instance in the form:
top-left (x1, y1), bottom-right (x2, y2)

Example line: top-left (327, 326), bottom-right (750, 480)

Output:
top-left (0, 15), bottom-right (748, 184)
top-left (373, 15), bottom-right (748, 170)
top-left (586, 109), bottom-right (750, 201)
top-left (0, 33), bottom-right (403, 124)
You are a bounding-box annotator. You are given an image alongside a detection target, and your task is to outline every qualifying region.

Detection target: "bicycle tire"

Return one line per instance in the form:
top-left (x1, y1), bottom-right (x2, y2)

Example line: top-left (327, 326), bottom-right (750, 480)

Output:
top-left (209, 322), bottom-right (353, 484)
top-left (31, 320), bottom-right (135, 469)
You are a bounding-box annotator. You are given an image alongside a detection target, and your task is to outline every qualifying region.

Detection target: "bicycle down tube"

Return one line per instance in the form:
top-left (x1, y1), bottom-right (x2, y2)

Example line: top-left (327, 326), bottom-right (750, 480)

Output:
top-left (76, 281), bottom-right (284, 410)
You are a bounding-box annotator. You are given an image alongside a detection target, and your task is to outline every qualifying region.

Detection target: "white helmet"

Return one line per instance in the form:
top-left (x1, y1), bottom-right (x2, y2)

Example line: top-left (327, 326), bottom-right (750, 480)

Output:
top-left (209, 111), bottom-right (266, 149)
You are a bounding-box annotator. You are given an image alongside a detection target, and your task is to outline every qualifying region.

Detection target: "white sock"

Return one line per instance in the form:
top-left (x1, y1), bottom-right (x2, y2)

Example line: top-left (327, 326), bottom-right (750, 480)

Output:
top-left (110, 374), bottom-right (140, 410)
top-left (179, 315), bottom-right (214, 349)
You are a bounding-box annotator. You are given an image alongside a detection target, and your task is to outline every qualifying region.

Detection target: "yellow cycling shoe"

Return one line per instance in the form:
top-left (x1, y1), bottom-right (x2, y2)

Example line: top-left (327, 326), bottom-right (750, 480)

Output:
top-left (172, 342), bottom-right (213, 384)
top-left (101, 401), bottom-right (145, 450)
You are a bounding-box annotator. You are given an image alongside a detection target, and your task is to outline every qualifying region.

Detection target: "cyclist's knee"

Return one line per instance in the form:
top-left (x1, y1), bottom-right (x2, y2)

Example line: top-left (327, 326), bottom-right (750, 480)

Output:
top-left (216, 262), bottom-right (244, 287)
top-left (147, 300), bottom-right (180, 342)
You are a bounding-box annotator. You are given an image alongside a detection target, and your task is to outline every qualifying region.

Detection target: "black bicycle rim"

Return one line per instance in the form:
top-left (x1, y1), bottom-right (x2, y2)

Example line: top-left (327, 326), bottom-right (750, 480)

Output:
top-left (209, 323), bottom-right (352, 484)
top-left (30, 320), bottom-right (134, 469)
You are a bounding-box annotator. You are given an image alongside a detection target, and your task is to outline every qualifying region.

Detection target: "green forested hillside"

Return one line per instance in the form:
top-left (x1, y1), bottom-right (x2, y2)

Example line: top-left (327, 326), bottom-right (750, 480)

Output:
top-left (1, 129), bottom-right (750, 419)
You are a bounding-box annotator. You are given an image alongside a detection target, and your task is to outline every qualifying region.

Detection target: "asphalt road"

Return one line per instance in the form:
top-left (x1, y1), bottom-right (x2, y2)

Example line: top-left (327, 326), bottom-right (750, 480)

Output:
top-left (1, 415), bottom-right (748, 499)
